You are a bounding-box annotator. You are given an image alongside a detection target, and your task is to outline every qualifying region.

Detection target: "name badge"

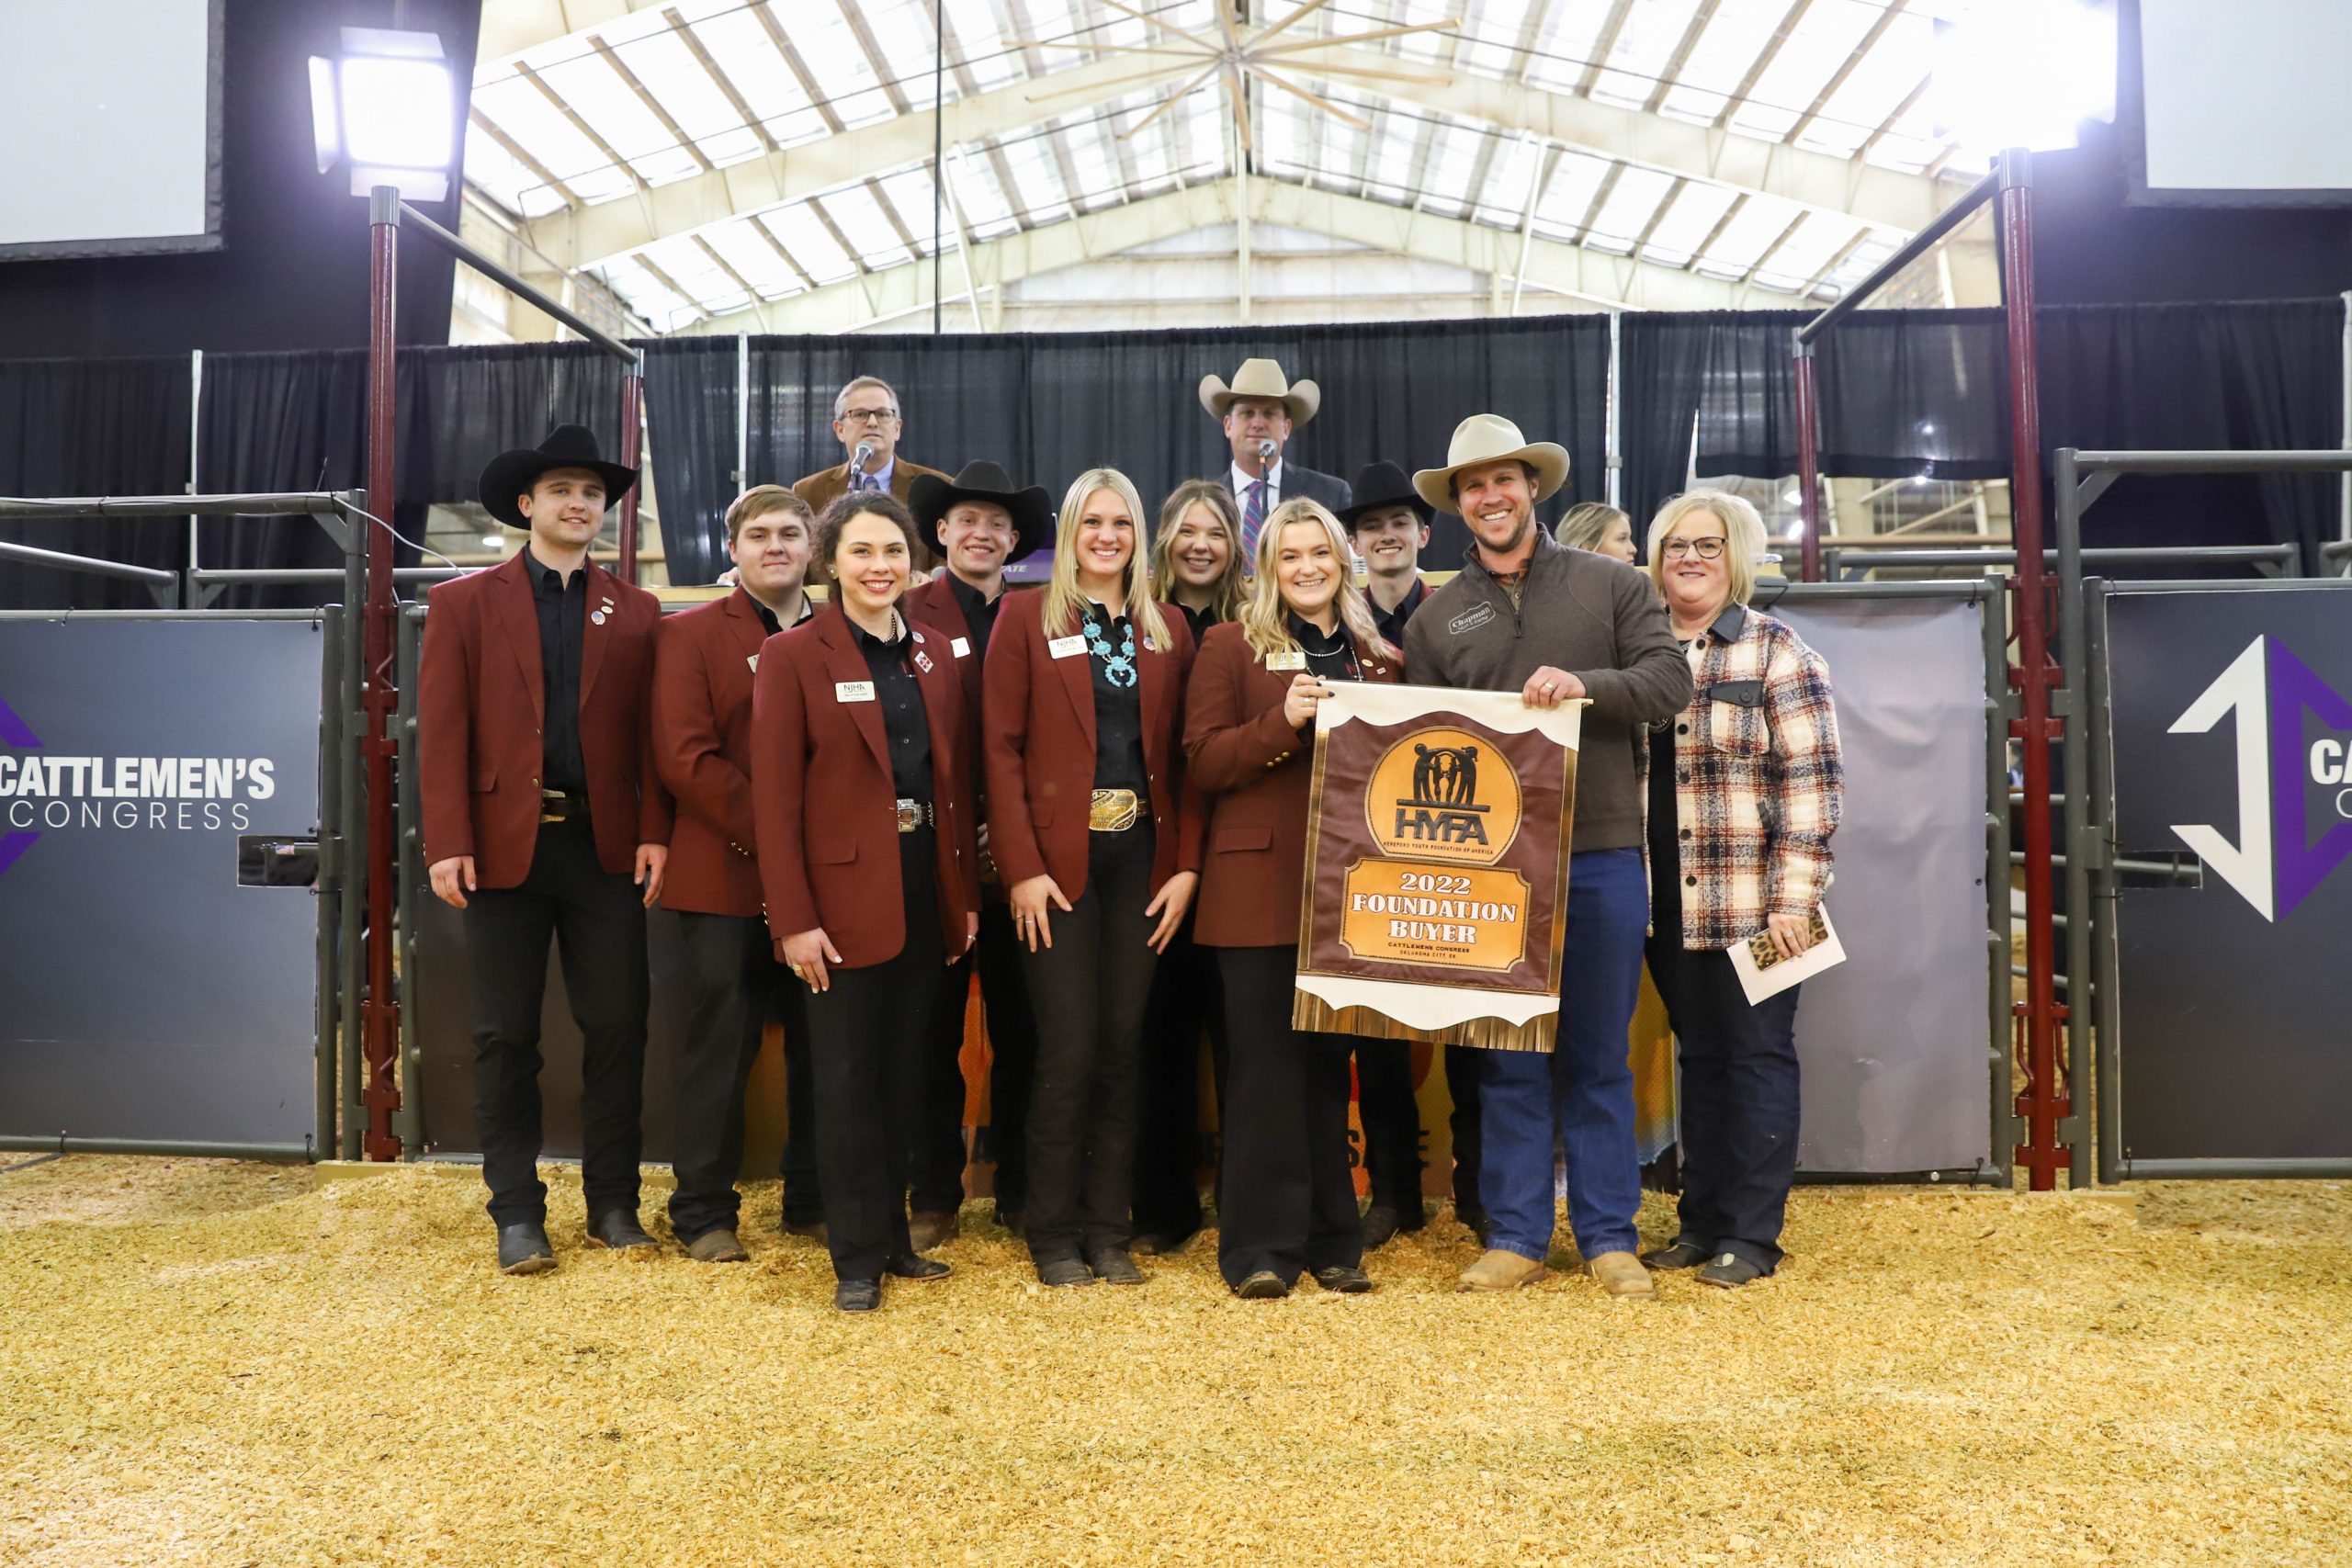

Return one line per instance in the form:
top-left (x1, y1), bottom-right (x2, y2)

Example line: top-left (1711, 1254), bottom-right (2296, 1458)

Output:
top-left (1266, 649), bottom-right (1307, 671)
top-left (834, 681), bottom-right (876, 703)
top-left (950, 637), bottom-right (971, 659)
top-left (746, 654), bottom-right (759, 673)
top-left (1047, 634), bottom-right (1088, 660)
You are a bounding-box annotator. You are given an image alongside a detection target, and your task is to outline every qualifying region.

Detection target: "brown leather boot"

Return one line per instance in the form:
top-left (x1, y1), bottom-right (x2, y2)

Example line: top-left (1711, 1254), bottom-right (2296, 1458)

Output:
top-left (1586, 1250), bottom-right (1656, 1299)
top-left (1457, 1249), bottom-right (1547, 1292)
top-left (686, 1227), bottom-right (749, 1263)
top-left (908, 1210), bottom-right (961, 1253)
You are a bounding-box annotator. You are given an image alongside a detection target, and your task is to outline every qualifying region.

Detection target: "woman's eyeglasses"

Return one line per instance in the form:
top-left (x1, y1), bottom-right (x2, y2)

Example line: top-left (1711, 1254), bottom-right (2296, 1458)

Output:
top-left (1661, 536), bottom-right (1727, 560)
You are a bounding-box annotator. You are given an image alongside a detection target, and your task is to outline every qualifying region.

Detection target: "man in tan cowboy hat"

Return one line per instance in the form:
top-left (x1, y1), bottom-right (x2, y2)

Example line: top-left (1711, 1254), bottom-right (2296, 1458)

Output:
top-left (1402, 414), bottom-right (1691, 1303)
top-left (1199, 356), bottom-right (1351, 558)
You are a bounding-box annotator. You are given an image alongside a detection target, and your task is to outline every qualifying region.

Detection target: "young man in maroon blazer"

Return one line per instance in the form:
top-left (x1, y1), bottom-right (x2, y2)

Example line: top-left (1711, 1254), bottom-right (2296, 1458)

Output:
top-left (651, 487), bottom-right (822, 1263)
top-left (418, 424), bottom-right (672, 1276)
top-left (901, 460), bottom-right (1051, 1243)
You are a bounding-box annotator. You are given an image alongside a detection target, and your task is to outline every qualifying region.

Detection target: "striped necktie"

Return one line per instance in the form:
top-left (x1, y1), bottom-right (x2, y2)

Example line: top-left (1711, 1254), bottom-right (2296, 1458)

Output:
top-left (1241, 478), bottom-right (1268, 558)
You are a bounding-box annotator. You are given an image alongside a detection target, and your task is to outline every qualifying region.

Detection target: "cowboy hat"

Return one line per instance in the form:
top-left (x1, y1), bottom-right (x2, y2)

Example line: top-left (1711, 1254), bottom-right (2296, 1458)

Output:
top-left (1335, 460), bottom-right (1434, 527)
top-left (1198, 357), bottom-right (1320, 426)
top-left (478, 423), bottom-right (638, 529)
top-left (1411, 414), bottom-right (1570, 513)
top-left (908, 459), bottom-right (1053, 563)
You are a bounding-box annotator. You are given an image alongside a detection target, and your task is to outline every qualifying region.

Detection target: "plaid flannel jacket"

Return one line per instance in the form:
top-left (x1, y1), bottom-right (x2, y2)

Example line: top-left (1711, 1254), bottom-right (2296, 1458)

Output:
top-left (1638, 602), bottom-right (1843, 950)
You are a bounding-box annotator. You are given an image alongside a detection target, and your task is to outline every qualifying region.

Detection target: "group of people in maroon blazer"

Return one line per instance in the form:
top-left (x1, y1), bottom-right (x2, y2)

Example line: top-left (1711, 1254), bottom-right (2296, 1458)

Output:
top-left (422, 391), bottom-right (1841, 1312)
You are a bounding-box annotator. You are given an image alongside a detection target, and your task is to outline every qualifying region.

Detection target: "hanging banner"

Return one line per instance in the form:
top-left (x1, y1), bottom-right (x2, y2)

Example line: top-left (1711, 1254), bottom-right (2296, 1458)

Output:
top-left (1293, 683), bottom-right (1580, 1051)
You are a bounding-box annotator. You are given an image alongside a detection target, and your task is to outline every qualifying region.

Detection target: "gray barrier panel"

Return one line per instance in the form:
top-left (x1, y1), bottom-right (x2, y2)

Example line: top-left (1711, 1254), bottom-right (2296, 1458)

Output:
top-left (0, 615), bottom-right (324, 1149)
top-left (1769, 596), bottom-right (1996, 1174)
top-left (2099, 583), bottom-right (2352, 1171)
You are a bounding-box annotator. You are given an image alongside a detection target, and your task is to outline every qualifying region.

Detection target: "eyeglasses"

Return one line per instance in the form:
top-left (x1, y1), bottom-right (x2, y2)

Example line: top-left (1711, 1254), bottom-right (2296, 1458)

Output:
top-left (839, 407), bottom-right (899, 425)
top-left (1661, 536), bottom-right (1727, 561)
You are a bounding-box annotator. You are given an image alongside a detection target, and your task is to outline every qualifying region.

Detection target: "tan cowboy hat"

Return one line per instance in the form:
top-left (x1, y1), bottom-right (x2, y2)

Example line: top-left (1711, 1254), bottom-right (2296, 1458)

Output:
top-left (1411, 414), bottom-right (1570, 513)
top-left (1198, 357), bottom-right (1320, 425)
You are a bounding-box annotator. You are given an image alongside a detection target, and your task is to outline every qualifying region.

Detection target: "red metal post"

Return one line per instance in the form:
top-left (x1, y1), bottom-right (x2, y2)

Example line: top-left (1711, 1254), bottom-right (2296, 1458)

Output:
top-left (360, 186), bottom-right (405, 1161)
top-left (1792, 337), bottom-right (1824, 581)
top-left (1997, 149), bottom-right (2067, 1190)
top-left (615, 356), bottom-right (644, 585)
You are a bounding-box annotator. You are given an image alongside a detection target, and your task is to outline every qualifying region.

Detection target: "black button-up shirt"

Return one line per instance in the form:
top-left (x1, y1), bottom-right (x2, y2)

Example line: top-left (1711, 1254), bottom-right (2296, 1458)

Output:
top-left (1084, 600), bottom-right (1148, 793)
top-left (944, 571), bottom-right (1003, 662)
top-left (1290, 612), bottom-right (1364, 684)
top-left (1175, 601), bottom-right (1223, 644)
top-left (1367, 575), bottom-right (1427, 652)
top-left (527, 547), bottom-right (588, 794)
top-left (853, 614), bottom-right (934, 807)
top-left (745, 586), bottom-right (815, 638)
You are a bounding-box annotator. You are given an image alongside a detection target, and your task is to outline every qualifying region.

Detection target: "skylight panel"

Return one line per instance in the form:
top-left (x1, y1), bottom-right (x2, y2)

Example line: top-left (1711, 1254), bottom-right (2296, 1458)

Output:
top-left (1692, 193), bottom-right (1804, 277)
top-left (1459, 0), bottom-right (1535, 80)
top-left (1725, 0), bottom-right (1877, 144)
top-left (1396, 0), bottom-right (1453, 65)
top-left (1589, 0), bottom-right (1705, 108)
top-left (945, 150), bottom-right (1021, 239)
top-left (876, 166), bottom-right (945, 254)
top-left (1000, 134), bottom-right (1076, 225)
top-left (1585, 164), bottom-right (1677, 253)
top-left (532, 53), bottom-right (677, 180)
top-left (1657, 2), bottom-right (1783, 123)
top-left (819, 184), bottom-right (915, 268)
top-left (764, 202), bottom-right (861, 285)
top-left (781, 5), bottom-right (895, 130)
top-left (1796, 12), bottom-right (1931, 159)
top-left (703, 221), bottom-right (802, 298)
top-left (1765, 214), bottom-right (1855, 290)
top-left (1416, 123), bottom-right (1481, 211)
top-left (1528, 149), bottom-right (1612, 240)
top-left (1528, 0), bottom-right (1608, 96)
top-left (1470, 134), bottom-right (1539, 227)
top-left (599, 256), bottom-right (697, 334)
top-left (462, 129), bottom-right (530, 214)
top-left (615, 30), bottom-right (743, 150)
top-left (1641, 180), bottom-right (1738, 257)
top-left (942, 0), bottom-right (1023, 90)
top-left (683, 10), bottom-right (823, 147)
top-left (1058, 119), bottom-right (1122, 209)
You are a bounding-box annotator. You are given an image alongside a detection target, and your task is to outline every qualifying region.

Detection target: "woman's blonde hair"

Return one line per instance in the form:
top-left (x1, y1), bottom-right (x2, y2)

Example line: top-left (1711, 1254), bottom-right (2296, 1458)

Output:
top-left (1042, 468), bottom-right (1171, 652)
top-left (1148, 479), bottom-right (1247, 625)
top-left (1645, 489), bottom-right (1767, 607)
top-left (1239, 499), bottom-right (1397, 665)
top-left (1555, 501), bottom-right (1632, 556)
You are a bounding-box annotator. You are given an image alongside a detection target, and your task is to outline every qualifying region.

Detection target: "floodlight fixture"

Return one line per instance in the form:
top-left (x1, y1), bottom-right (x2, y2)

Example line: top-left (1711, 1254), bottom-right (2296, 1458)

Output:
top-left (1932, 0), bottom-right (2117, 156)
top-left (310, 27), bottom-right (456, 202)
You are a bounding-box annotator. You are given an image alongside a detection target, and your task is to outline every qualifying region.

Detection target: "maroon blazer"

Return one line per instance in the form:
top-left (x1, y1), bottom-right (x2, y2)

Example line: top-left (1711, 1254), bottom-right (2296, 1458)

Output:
top-left (902, 572), bottom-right (987, 716)
top-left (750, 607), bottom-right (980, 968)
top-left (983, 587), bottom-right (1202, 904)
top-left (418, 553), bottom-right (671, 889)
top-left (650, 588), bottom-right (771, 917)
top-left (1183, 621), bottom-right (1397, 949)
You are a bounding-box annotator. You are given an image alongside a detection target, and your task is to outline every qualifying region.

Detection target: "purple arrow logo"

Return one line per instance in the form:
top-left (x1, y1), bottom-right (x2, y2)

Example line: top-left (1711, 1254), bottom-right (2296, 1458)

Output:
top-left (0, 692), bottom-right (40, 877)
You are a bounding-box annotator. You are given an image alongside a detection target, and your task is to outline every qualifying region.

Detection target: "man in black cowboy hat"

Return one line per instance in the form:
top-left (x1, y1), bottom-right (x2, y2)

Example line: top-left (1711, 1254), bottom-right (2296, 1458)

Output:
top-left (417, 423), bottom-right (673, 1275)
top-left (903, 460), bottom-right (1050, 1240)
top-left (1339, 460), bottom-right (1439, 653)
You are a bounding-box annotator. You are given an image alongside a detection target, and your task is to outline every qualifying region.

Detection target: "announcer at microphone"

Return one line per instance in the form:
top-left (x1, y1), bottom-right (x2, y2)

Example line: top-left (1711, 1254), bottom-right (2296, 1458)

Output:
top-left (791, 376), bottom-right (950, 570)
top-left (1200, 358), bottom-right (1351, 561)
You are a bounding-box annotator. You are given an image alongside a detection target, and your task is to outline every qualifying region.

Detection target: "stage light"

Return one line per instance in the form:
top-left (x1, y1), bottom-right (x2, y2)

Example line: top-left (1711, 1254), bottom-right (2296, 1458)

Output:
top-left (481, 533), bottom-right (503, 550)
top-left (1914, 473), bottom-right (1933, 486)
top-left (310, 28), bottom-right (455, 202)
top-left (1932, 0), bottom-right (2116, 156)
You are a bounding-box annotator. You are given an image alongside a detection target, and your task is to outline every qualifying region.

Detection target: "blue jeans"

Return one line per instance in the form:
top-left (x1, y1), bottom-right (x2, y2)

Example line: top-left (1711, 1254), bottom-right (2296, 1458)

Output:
top-left (1477, 848), bottom-right (1647, 1262)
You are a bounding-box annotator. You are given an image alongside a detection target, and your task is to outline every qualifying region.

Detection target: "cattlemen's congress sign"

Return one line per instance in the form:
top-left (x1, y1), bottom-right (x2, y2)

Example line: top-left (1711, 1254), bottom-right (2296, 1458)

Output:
top-left (1295, 683), bottom-right (1578, 1052)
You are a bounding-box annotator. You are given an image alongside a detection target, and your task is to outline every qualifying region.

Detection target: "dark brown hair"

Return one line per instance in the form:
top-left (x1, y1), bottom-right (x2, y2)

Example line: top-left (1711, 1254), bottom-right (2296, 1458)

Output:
top-left (724, 484), bottom-right (812, 544)
top-left (812, 491), bottom-right (920, 581)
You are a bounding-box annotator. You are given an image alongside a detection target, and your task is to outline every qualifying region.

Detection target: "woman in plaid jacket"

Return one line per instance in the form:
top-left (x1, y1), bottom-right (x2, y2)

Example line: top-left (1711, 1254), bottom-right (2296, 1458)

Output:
top-left (1634, 490), bottom-right (1843, 1289)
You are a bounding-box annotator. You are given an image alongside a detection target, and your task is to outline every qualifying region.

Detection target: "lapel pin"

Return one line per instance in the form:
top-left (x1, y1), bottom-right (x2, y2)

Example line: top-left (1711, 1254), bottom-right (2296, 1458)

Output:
top-left (591, 610), bottom-right (607, 626)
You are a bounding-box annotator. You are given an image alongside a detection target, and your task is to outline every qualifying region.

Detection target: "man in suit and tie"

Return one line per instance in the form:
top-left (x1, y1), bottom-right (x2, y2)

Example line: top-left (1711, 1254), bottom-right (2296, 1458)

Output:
top-left (1199, 357), bottom-right (1352, 562)
top-left (418, 425), bottom-right (673, 1276)
top-left (790, 376), bottom-right (951, 568)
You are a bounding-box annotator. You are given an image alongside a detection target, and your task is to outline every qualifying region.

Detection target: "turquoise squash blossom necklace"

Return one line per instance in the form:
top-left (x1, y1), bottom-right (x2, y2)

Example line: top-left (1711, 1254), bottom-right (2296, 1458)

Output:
top-left (1083, 606), bottom-right (1138, 688)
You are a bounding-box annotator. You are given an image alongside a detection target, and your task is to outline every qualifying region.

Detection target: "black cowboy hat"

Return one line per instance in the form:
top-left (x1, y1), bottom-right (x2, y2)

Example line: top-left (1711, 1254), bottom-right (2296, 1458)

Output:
top-left (908, 459), bottom-right (1053, 563)
top-left (1335, 459), bottom-right (1435, 527)
top-left (477, 423), bottom-right (639, 529)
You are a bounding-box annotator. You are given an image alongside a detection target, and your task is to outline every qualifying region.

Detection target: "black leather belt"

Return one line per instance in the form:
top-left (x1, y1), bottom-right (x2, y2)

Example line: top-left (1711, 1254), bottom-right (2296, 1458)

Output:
top-left (538, 790), bottom-right (590, 824)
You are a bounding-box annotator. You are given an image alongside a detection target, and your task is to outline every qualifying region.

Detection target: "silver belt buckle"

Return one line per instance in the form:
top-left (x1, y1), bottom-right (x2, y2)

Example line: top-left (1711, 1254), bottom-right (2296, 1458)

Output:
top-left (895, 798), bottom-right (928, 833)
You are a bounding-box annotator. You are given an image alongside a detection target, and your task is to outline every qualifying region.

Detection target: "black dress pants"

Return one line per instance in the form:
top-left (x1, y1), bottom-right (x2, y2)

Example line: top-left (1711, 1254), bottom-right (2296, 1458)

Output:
top-left (1645, 933), bottom-right (1803, 1272)
top-left (1443, 1043), bottom-right (1485, 1218)
top-left (918, 902), bottom-right (1037, 1216)
top-left (1352, 1037), bottom-right (1423, 1219)
top-left (1216, 945), bottom-right (1363, 1289)
top-left (1017, 824), bottom-right (1159, 1262)
top-left (802, 833), bottom-right (944, 1283)
top-left (778, 999), bottom-right (823, 1228)
top-left (464, 818), bottom-right (650, 1228)
top-left (1130, 911), bottom-right (1224, 1243)
top-left (669, 911), bottom-right (810, 1245)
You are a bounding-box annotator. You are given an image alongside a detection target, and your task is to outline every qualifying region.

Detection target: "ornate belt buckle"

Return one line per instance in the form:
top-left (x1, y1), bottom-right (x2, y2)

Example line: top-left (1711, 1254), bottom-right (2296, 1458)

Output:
top-left (895, 798), bottom-right (925, 833)
top-left (1089, 788), bottom-right (1140, 832)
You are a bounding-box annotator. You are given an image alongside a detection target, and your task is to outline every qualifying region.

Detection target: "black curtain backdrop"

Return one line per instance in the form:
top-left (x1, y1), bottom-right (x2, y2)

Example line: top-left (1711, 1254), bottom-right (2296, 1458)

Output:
top-left (0, 344), bottom-right (627, 609)
top-left (1818, 309), bottom-right (2011, 481)
top-left (0, 356), bottom-right (193, 610)
top-left (644, 317), bottom-right (1614, 585)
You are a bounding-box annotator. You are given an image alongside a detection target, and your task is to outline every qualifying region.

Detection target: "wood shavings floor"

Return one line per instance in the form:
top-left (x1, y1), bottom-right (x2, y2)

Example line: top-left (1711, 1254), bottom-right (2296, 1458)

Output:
top-left (2, 1156), bottom-right (2346, 1566)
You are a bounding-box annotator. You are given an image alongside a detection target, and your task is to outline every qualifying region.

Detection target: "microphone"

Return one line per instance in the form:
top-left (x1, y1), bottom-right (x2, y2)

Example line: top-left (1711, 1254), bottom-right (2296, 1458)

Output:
top-left (854, 440), bottom-right (876, 471)
top-left (1256, 438), bottom-right (1277, 463)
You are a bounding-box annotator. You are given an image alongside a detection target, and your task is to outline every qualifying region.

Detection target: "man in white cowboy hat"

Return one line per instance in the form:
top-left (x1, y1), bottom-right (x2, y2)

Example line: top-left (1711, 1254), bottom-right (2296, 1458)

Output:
top-left (1199, 356), bottom-right (1351, 558)
top-left (1402, 414), bottom-right (1692, 1303)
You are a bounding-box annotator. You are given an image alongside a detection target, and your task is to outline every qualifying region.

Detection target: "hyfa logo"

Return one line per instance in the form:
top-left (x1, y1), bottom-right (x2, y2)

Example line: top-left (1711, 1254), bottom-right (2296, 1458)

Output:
top-left (1366, 727), bottom-right (1521, 865)
top-left (2168, 636), bottom-right (2352, 920)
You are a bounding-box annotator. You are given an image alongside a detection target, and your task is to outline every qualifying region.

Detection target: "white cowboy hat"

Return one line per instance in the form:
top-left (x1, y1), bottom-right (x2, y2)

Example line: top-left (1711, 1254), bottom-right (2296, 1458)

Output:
top-left (1411, 414), bottom-right (1570, 513)
top-left (1198, 357), bottom-right (1320, 426)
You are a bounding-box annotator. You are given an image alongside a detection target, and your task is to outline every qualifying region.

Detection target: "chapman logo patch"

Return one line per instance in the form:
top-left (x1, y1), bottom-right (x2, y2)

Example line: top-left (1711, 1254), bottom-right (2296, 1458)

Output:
top-left (1447, 603), bottom-right (1497, 636)
top-left (2168, 635), bottom-right (2352, 920)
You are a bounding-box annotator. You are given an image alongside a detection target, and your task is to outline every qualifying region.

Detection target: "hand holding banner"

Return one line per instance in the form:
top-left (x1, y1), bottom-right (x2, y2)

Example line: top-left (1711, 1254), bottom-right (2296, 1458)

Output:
top-left (1292, 682), bottom-right (1582, 1052)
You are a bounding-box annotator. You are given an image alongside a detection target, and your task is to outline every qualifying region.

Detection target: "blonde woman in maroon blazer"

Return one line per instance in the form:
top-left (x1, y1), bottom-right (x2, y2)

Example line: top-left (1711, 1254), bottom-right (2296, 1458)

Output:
top-left (752, 492), bottom-right (980, 1314)
top-left (982, 468), bottom-right (1202, 1288)
top-left (1184, 498), bottom-right (1398, 1299)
